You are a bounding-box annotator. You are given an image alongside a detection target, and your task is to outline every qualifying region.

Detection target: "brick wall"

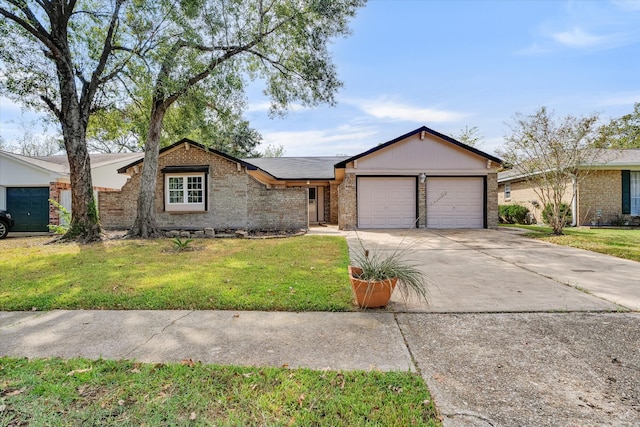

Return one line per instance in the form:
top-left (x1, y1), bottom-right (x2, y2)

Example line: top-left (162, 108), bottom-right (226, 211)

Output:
top-left (577, 170), bottom-right (622, 225)
top-left (99, 143), bottom-right (307, 230)
top-left (498, 178), bottom-right (572, 225)
top-left (48, 182), bottom-right (71, 225)
top-left (486, 173), bottom-right (499, 228)
top-left (329, 183), bottom-right (339, 224)
top-left (338, 173), bottom-right (357, 230)
top-left (247, 176), bottom-right (306, 229)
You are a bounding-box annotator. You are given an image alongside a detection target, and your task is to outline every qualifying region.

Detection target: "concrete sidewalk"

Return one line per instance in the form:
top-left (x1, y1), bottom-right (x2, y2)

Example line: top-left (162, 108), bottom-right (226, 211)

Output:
top-left (0, 310), bottom-right (413, 372)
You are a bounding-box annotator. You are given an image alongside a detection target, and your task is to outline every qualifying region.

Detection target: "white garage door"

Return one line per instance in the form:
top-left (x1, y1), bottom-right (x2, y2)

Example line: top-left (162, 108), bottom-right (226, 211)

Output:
top-left (426, 177), bottom-right (484, 228)
top-left (358, 177), bottom-right (416, 228)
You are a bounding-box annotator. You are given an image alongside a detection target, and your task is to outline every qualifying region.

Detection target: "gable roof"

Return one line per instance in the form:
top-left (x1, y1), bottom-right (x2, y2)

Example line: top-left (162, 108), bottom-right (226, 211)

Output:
top-left (117, 139), bottom-right (258, 174)
top-left (242, 156), bottom-right (349, 180)
top-left (334, 125), bottom-right (503, 168)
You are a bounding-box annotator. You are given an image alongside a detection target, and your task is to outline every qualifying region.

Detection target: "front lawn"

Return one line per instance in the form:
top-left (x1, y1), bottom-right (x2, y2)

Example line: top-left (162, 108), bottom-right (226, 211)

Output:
top-left (502, 225), bottom-right (640, 262)
top-left (0, 236), bottom-right (353, 311)
top-left (0, 357), bottom-right (441, 426)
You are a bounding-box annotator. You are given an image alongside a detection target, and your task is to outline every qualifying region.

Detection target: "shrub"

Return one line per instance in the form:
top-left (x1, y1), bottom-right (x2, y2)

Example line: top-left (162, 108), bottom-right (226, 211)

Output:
top-left (47, 199), bottom-right (71, 234)
top-left (542, 203), bottom-right (572, 227)
top-left (609, 214), bottom-right (626, 226)
top-left (499, 204), bottom-right (530, 224)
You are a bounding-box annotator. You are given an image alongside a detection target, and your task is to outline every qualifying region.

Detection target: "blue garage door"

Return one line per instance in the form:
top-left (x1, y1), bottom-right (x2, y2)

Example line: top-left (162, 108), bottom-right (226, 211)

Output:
top-left (6, 187), bottom-right (50, 232)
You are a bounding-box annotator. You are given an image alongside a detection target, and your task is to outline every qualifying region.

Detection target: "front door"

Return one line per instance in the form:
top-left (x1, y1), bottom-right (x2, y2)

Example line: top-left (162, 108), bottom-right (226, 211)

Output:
top-left (308, 187), bottom-right (318, 223)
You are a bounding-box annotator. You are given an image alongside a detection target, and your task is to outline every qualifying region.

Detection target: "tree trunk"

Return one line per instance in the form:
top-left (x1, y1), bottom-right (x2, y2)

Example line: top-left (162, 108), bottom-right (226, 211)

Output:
top-left (61, 121), bottom-right (103, 242)
top-left (55, 48), bottom-right (103, 242)
top-left (128, 101), bottom-right (168, 238)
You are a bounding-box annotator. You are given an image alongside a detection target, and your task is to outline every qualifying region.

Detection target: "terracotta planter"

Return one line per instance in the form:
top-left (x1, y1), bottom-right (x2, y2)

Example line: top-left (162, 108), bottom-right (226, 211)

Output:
top-left (348, 266), bottom-right (398, 308)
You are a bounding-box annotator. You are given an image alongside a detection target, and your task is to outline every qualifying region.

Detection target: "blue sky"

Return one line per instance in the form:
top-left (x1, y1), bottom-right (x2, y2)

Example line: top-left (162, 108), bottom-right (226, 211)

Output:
top-left (2, 0), bottom-right (639, 157)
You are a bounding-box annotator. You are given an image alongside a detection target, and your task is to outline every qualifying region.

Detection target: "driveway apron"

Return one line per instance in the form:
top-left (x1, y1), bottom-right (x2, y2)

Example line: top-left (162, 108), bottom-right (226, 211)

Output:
top-left (345, 229), bottom-right (632, 312)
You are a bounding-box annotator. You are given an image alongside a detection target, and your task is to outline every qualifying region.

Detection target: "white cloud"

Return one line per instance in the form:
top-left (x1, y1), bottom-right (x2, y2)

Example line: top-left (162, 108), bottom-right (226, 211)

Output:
top-left (259, 124), bottom-right (379, 156)
top-left (551, 27), bottom-right (611, 48)
top-left (350, 98), bottom-right (467, 123)
top-left (246, 101), bottom-right (306, 113)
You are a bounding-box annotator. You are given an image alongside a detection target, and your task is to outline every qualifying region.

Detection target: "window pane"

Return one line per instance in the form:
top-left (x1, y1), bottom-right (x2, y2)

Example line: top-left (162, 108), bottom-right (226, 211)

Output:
top-left (169, 177), bottom-right (183, 190)
top-left (631, 172), bottom-right (640, 215)
top-left (187, 176), bottom-right (203, 203)
top-left (187, 176), bottom-right (202, 189)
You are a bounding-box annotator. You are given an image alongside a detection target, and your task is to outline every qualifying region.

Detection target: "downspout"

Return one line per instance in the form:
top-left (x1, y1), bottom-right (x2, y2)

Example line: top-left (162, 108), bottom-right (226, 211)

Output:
top-left (571, 175), bottom-right (577, 227)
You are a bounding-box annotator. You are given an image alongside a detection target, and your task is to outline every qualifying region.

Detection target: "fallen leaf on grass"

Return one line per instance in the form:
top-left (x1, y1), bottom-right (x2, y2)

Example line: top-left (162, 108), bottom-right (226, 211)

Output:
top-left (181, 359), bottom-right (196, 367)
top-left (66, 368), bottom-right (92, 376)
top-left (3, 388), bottom-right (25, 397)
top-left (297, 393), bottom-right (305, 407)
top-left (190, 412), bottom-right (196, 420)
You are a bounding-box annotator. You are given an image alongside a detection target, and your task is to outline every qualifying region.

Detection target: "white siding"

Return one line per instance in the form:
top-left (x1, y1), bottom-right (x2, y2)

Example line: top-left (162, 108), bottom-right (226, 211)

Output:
top-left (0, 186), bottom-right (5, 210)
top-left (0, 154), bottom-right (60, 186)
top-left (60, 190), bottom-right (72, 224)
top-left (92, 161), bottom-right (134, 189)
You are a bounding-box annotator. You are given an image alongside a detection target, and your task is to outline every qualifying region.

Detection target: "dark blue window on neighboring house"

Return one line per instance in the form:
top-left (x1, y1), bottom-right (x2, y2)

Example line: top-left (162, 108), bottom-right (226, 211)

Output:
top-left (622, 170), bottom-right (640, 216)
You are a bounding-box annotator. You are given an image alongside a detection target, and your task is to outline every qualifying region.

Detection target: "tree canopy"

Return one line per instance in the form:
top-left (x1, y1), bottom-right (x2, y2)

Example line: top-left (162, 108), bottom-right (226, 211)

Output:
top-left (595, 102), bottom-right (640, 149)
top-left (126, 0), bottom-right (366, 237)
top-left (0, 0), bottom-right (156, 241)
top-left (501, 106), bottom-right (601, 235)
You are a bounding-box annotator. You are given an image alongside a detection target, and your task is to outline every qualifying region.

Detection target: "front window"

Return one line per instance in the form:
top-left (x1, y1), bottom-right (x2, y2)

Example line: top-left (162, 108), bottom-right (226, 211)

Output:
top-left (165, 174), bottom-right (205, 211)
top-left (504, 183), bottom-right (511, 200)
top-left (632, 171), bottom-right (640, 216)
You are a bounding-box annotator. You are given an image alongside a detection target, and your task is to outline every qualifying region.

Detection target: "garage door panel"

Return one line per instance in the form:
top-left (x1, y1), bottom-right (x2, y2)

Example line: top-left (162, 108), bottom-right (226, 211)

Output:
top-left (358, 178), bottom-right (416, 229)
top-left (7, 187), bottom-right (50, 232)
top-left (427, 178), bottom-right (483, 229)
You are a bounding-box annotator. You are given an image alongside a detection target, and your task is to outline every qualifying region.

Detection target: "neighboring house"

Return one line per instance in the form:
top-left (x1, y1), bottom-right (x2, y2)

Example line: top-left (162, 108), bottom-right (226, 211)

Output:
top-left (497, 149), bottom-right (640, 225)
top-left (0, 151), bottom-right (143, 231)
top-left (100, 126), bottom-right (502, 231)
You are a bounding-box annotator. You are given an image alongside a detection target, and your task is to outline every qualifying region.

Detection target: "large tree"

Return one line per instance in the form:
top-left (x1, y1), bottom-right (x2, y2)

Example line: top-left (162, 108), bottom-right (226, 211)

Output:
top-left (86, 89), bottom-right (263, 155)
top-left (596, 102), bottom-right (640, 149)
top-left (0, 1), bottom-right (150, 241)
top-left (500, 107), bottom-right (601, 235)
top-left (127, 0), bottom-right (365, 237)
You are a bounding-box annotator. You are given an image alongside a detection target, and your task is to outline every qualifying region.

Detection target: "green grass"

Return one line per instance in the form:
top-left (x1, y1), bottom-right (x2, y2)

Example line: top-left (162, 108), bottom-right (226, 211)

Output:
top-left (0, 236), bottom-right (353, 311)
top-left (501, 224), bottom-right (640, 262)
top-left (0, 357), bottom-right (441, 426)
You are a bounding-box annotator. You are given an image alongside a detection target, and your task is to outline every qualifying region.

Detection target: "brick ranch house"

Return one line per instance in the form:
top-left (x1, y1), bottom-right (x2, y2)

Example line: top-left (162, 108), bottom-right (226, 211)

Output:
top-left (100, 126), bottom-right (503, 231)
top-left (497, 150), bottom-right (640, 225)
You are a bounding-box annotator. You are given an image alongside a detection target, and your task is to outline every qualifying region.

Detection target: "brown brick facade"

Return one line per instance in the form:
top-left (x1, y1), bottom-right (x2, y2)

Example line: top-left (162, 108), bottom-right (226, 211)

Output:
top-left (486, 173), bottom-right (499, 228)
top-left (99, 144), bottom-right (307, 230)
top-left (577, 170), bottom-right (623, 225)
top-left (498, 170), bottom-right (626, 226)
top-left (338, 173), bottom-right (357, 230)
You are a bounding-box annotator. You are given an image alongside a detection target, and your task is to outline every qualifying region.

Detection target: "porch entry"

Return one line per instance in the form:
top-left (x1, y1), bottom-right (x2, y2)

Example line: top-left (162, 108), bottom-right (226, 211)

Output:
top-left (308, 187), bottom-right (325, 223)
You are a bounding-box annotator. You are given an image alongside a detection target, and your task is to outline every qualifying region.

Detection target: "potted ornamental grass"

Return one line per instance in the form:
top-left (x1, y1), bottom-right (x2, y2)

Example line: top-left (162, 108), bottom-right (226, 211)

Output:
top-left (348, 237), bottom-right (429, 308)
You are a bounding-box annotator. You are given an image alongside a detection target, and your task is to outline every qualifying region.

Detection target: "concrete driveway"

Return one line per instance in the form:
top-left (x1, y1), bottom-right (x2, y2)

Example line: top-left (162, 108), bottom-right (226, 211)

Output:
top-left (346, 228), bottom-right (639, 312)
top-left (346, 228), bottom-right (640, 426)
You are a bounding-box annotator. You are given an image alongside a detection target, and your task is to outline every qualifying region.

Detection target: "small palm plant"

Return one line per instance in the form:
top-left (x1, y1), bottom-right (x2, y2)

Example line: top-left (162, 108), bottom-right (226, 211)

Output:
top-left (349, 235), bottom-right (428, 307)
top-left (172, 237), bottom-right (193, 251)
